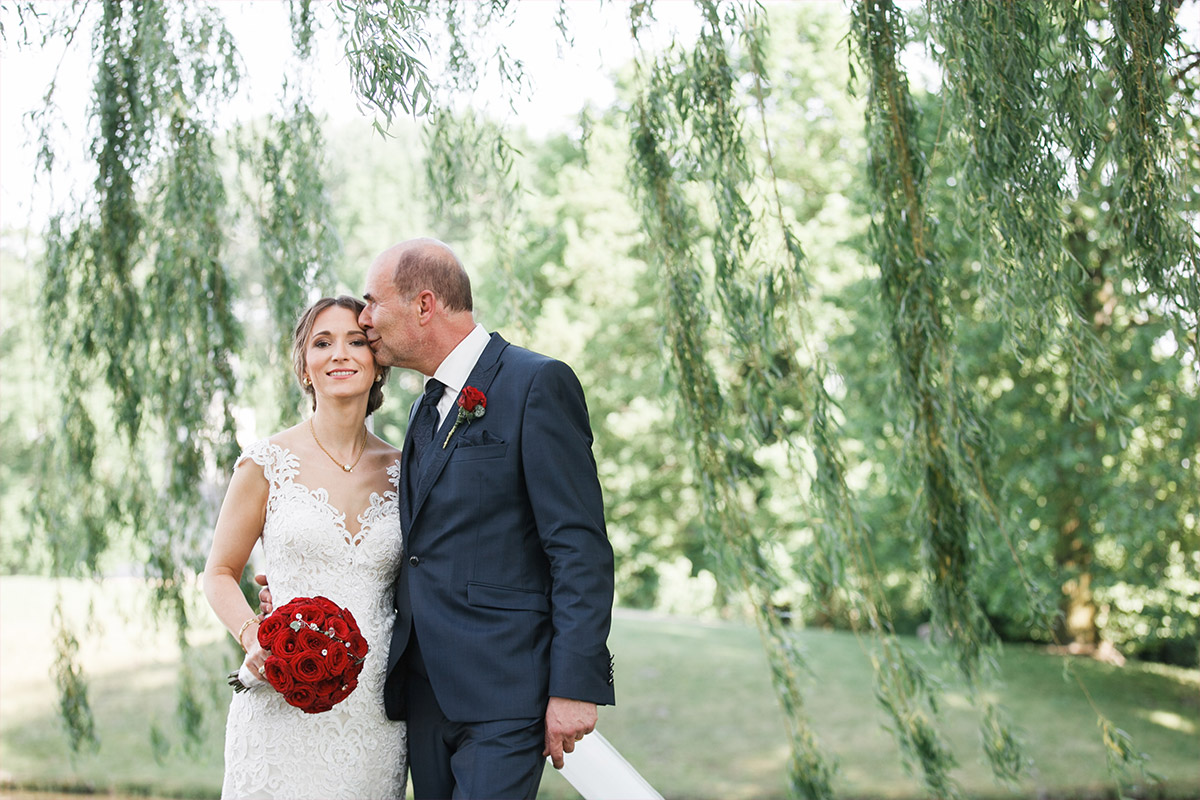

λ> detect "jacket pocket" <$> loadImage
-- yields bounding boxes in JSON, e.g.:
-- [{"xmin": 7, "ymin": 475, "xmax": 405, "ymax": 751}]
[
  {"xmin": 467, "ymin": 582, "xmax": 550, "ymax": 612},
  {"xmin": 452, "ymin": 443, "xmax": 508, "ymax": 462}
]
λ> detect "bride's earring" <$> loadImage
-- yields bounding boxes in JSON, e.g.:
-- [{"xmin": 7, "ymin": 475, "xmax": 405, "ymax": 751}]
[
  {"xmin": 374, "ymin": 374, "xmax": 382, "ymax": 383},
  {"xmin": 303, "ymin": 376, "xmax": 312, "ymax": 387}
]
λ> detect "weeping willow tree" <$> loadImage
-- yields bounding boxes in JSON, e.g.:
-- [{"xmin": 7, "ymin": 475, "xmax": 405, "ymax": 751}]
[
  {"xmin": 32, "ymin": 1, "xmax": 244, "ymax": 751},
  {"xmin": 625, "ymin": 2, "xmax": 1013, "ymax": 795},
  {"xmin": 12, "ymin": 0, "xmax": 1197, "ymax": 794},
  {"xmin": 25, "ymin": 0, "xmax": 349, "ymax": 753},
  {"xmin": 623, "ymin": 0, "xmax": 1195, "ymax": 796}
]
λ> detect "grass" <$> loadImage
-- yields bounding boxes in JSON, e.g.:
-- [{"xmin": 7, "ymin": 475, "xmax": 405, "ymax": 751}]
[{"xmin": 2, "ymin": 576, "xmax": 1198, "ymax": 799}]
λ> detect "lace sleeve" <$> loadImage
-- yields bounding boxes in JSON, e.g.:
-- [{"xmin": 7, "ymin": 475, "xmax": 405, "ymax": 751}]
[
  {"xmin": 234, "ymin": 440, "xmax": 298, "ymax": 493},
  {"xmin": 387, "ymin": 460, "xmax": 402, "ymax": 492}
]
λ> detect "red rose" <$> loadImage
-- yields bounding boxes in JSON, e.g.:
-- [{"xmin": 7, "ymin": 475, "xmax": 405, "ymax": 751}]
[
  {"xmin": 293, "ymin": 653, "xmax": 330, "ymax": 682},
  {"xmin": 312, "ymin": 596, "xmax": 340, "ymax": 615},
  {"xmin": 295, "ymin": 601, "xmax": 327, "ymax": 628},
  {"xmin": 271, "ymin": 628, "xmax": 300, "ymax": 656},
  {"xmin": 257, "ymin": 615, "xmax": 284, "ymax": 649},
  {"xmin": 262, "ymin": 656, "xmax": 295, "ymax": 693},
  {"xmin": 297, "ymin": 627, "xmax": 327, "ymax": 653},
  {"xmin": 325, "ymin": 642, "xmax": 349, "ymax": 674},
  {"xmin": 285, "ymin": 685, "xmax": 315, "ymax": 709},
  {"xmin": 306, "ymin": 696, "xmax": 334, "ymax": 714},
  {"xmin": 326, "ymin": 615, "xmax": 351, "ymax": 640},
  {"xmin": 227, "ymin": 595, "xmax": 367, "ymax": 713},
  {"xmin": 347, "ymin": 632, "xmax": 368, "ymax": 659},
  {"xmin": 276, "ymin": 598, "xmax": 307, "ymax": 619},
  {"xmin": 458, "ymin": 386, "xmax": 486, "ymax": 413}
]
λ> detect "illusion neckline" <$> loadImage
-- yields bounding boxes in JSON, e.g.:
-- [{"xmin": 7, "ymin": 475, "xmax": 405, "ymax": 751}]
[{"xmin": 257, "ymin": 441, "xmax": 399, "ymax": 544}]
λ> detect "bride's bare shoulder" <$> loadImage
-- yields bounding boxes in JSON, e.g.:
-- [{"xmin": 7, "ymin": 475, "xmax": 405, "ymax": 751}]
[
  {"xmin": 368, "ymin": 432, "xmax": 401, "ymax": 458},
  {"xmin": 264, "ymin": 423, "xmax": 308, "ymax": 450}
]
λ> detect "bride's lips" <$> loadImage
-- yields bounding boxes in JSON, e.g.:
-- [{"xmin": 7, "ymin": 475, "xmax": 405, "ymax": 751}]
[{"xmin": 327, "ymin": 369, "xmax": 358, "ymax": 379}]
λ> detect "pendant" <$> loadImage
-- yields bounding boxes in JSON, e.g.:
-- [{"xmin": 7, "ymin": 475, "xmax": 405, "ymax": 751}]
[{"xmin": 343, "ymin": 464, "xmax": 352, "ymax": 472}]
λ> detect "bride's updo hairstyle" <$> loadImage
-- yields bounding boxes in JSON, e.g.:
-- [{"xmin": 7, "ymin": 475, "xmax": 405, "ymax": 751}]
[{"xmin": 292, "ymin": 296, "xmax": 389, "ymax": 417}]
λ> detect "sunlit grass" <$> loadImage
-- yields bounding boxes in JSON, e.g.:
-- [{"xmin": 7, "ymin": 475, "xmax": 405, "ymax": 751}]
[{"xmin": 3, "ymin": 577, "xmax": 1198, "ymax": 799}]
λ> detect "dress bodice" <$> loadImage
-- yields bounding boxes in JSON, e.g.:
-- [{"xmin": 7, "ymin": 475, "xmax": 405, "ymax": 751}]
[{"xmin": 242, "ymin": 440, "xmax": 404, "ymax": 641}]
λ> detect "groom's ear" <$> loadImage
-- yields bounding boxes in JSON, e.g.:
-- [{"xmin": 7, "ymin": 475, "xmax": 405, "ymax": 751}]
[{"xmin": 415, "ymin": 289, "xmax": 437, "ymax": 320}]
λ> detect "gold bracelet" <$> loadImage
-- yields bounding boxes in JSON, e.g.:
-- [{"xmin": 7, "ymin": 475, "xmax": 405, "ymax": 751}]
[{"xmin": 236, "ymin": 616, "xmax": 258, "ymax": 652}]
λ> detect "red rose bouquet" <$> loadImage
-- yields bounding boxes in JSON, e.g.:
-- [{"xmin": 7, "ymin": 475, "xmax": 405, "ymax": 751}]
[{"xmin": 229, "ymin": 595, "xmax": 368, "ymax": 714}]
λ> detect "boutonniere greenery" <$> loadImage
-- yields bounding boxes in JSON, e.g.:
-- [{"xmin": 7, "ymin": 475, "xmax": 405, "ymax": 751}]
[{"xmin": 443, "ymin": 386, "xmax": 487, "ymax": 448}]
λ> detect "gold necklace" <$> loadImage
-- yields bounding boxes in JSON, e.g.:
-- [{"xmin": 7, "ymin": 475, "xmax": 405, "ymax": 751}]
[{"xmin": 309, "ymin": 418, "xmax": 368, "ymax": 473}]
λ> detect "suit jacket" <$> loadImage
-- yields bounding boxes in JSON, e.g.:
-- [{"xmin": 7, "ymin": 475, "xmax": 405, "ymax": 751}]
[{"xmin": 384, "ymin": 332, "xmax": 615, "ymax": 722}]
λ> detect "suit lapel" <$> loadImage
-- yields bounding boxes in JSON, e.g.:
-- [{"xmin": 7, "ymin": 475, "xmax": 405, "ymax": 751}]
[
  {"xmin": 409, "ymin": 333, "xmax": 509, "ymax": 528},
  {"xmin": 399, "ymin": 397, "xmax": 422, "ymax": 530}
]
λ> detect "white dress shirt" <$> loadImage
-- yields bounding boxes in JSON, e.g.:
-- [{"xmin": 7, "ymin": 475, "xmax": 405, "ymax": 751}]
[{"xmin": 426, "ymin": 323, "xmax": 491, "ymax": 425}]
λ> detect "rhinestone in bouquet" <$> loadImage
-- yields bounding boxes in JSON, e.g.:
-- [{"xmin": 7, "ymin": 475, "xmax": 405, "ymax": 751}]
[{"xmin": 231, "ymin": 595, "xmax": 368, "ymax": 714}]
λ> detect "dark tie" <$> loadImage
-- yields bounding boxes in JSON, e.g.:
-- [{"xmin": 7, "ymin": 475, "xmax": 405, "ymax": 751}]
[{"xmin": 410, "ymin": 378, "xmax": 445, "ymax": 471}]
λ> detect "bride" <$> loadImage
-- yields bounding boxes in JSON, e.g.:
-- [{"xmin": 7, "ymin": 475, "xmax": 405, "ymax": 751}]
[{"xmin": 203, "ymin": 296, "xmax": 407, "ymax": 798}]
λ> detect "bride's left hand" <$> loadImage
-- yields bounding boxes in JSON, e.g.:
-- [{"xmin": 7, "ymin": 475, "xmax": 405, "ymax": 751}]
[{"xmin": 543, "ymin": 696, "xmax": 597, "ymax": 769}]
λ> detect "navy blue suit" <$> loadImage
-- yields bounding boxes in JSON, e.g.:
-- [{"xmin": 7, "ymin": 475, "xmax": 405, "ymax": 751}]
[{"xmin": 384, "ymin": 333, "xmax": 615, "ymax": 796}]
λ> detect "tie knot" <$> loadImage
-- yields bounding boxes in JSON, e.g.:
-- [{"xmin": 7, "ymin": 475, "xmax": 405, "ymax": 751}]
[{"xmin": 422, "ymin": 378, "xmax": 445, "ymax": 404}]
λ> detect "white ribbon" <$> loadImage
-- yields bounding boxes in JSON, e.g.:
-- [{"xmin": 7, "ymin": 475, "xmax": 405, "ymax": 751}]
[{"xmin": 236, "ymin": 654, "xmax": 267, "ymax": 690}]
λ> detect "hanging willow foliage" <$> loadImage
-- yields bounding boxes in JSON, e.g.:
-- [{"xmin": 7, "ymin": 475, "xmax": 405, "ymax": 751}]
[
  {"xmin": 627, "ymin": 2, "xmax": 1009, "ymax": 795},
  {"xmin": 916, "ymin": 0, "xmax": 1196, "ymax": 785},
  {"xmin": 34, "ymin": 0, "xmax": 243, "ymax": 750},
  {"xmin": 926, "ymin": 0, "xmax": 1119, "ymax": 417},
  {"xmin": 1107, "ymin": 0, "xmax": 1200, "ymax": 348},
  {"xmin": 415, "ymin": 0, "xmax": 544, "ymax": 329},
  {"xmin": 236, "ymin": 93, "xmax": 342, "ymax": 426},
  {"xmin": 627, "ymin": 3, "xmax": 846, "ymax": 794},
  {"xmin": 850, "ymin": 0, "xmax": 1027, "ymax": 786},
  {"xmin": 18, "ymin": 0, "xmax": 1195, "ymax": 785},
  {"xmin": 628, "ymin": 66, "xmax": 834, "ymax": 800},
  {"xmin": 333, "ymin": 0, "xmax": 433, "ymax": 131}
]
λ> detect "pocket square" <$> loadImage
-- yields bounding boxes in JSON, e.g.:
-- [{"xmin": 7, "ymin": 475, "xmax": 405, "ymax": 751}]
[{"xmin": 458, "ymin": 429, "xmax": 505, "ymax": 448}]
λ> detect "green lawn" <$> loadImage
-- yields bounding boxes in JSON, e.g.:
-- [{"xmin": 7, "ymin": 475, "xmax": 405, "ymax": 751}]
[{"xmin": 2, "ymin": 576, "xmax": 1197, "ymax": 799}]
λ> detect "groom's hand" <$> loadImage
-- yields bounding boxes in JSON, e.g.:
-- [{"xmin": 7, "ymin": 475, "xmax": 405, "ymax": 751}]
[
  {"xmin": 255, "ymin": 573, "xmax": 274, "ymax": 615},
  {"xmin": 543, "ymin": 696, "xmax": 597, "ymax": 769}
]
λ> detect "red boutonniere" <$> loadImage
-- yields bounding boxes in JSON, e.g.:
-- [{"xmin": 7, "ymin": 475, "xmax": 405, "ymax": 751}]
[{"xmin": 443, "ymin": 386, "xmax": 487, "ymax": 448}]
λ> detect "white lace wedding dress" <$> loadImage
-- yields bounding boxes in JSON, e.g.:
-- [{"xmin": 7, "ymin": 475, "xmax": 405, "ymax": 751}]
[{"xmin": 220, "ymin": 440, "xmax": 407, "ymax": 799}]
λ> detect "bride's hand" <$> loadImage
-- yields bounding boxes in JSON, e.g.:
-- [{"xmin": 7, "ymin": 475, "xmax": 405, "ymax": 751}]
[{"xmin": 244, "ymin": 640, "xmax": 270, "ymax": 680}]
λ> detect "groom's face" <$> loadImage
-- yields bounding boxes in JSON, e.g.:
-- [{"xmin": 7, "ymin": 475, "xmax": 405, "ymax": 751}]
[{"xmin": 360, "ymin": 261, "xmax": 414, "ymax": 369}]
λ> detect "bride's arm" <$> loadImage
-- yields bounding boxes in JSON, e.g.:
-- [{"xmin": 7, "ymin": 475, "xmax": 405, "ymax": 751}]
[{"xmin": 203, "ymin": 460, "xmax": 271, "ymax": 673}]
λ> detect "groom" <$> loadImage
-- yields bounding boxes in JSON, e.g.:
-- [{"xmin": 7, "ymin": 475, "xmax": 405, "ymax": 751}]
[{"xmin": 360, "ymin": 238, "xmax": 616, "ymax": 799}]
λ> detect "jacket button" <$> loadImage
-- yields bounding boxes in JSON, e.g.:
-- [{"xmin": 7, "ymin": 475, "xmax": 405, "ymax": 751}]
[{"xmin": 409, "ymin": 556, "xmax": 420, "ymax": 566}]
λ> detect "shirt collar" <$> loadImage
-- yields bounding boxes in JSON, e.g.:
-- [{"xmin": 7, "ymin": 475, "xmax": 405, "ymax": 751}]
[{"xmin": 427, "ymin": 323, "xmax": 490, "ymax": 398}]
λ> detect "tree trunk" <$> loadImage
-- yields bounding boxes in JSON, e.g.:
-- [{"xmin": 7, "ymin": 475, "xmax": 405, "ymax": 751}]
[{"xmin": 1053, "ymin": 509, "xmax": 1098, "ymax": 647}]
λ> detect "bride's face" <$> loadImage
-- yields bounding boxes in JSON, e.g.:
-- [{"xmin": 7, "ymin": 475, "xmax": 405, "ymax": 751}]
[{"xmin": 303, "ymin": 306, "xmax": 379, "ymax": 404}]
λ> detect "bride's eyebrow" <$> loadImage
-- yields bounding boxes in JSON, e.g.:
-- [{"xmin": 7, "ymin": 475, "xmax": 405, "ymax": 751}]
[{"xmin": 310, "ymin": 329, "xmax": 367, "ymax": 337}]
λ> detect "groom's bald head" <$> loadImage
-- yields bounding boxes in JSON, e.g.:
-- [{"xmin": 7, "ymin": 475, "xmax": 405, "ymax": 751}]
[{"xmin": 382, "ymin": 237, "xmax": 472, "ymax": 312}]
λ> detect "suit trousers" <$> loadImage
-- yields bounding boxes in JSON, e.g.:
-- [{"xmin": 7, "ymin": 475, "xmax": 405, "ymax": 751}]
[{"xmin": 404, "ymin": 628, "xmax": 546, "ymax": 800}]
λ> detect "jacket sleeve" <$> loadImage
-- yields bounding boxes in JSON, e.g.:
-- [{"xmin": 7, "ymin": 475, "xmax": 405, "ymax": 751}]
[{"xmin": 521, "ymin": 358, "xmax": 616, "ymax": 705}]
